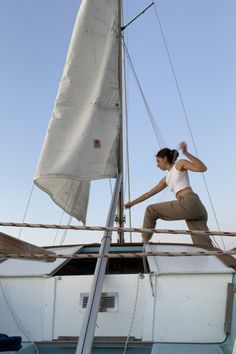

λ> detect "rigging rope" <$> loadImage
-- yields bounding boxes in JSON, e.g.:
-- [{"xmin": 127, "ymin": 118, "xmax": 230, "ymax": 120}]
[
  {"xmin": 0, "ymin": 280, "xmax": 39, "ymax": 354},
  {"xmin": 59, "ymin": 180, "xmax": 77, "ymax": 245},
  {"xmin": 59, "ymin": 181, "xmax": 87, "ymax": 245},
  {"xmin": 153, "ymin": 1, "xmax": 224, "ymax": 249},
  {"xmin": 123, "ymin": 40, "xmax": 165, "ymax": 149},
  {"xmin": 122, "ymin": 38, "xmax": 218, "ymax": 248},
  {"xmin": 53, "ymin": 180, "xmax": 75, "ymax": 245},
  {"xmin": 108, "ymin": 179, "xmax": 113, "ymax": 197},
  {"xmin": 151, "ymin": 273, "xmax": 157, "ymax": 340},
  {"xmin": 123, "ymin": 38, "xmax": 170, "ymax": 243},
  {"xmin": 1, "ymin": 221, "xmax": 236, "ymax": 236},
  {"xmin": 123, "ymin": 274, "xmax": 142, "ymax": 354},
  {"xmin": 18, "ymin": 184, "xmax": 35, "ymax": 240},
  {"xmin": 53, "ymin": 208, "xmax": 67, "ymax": 246},
  {"xmin": 1, "ymin": 249, "xmax": 236, "ymax": 260},
  {"xmin": 60, "ymin": 215, "xmax": 73, "ymax": 245}
]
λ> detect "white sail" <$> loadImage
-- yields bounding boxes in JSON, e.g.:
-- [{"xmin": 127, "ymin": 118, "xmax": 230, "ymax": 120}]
[{"xmin": 34, "ymin": 0, "xmax": 121, "ymax": 224}]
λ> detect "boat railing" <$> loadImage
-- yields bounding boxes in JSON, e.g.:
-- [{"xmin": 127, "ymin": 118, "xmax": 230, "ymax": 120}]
[{"xmin": 0, "ymin": 222, "xmax": 235, "ymax": 237}]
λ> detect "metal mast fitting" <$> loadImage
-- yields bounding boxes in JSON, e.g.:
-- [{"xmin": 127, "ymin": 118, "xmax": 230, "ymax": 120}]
[{"xmin": 121, "ymin": 2, "xmax": 154, "ymax": 31}]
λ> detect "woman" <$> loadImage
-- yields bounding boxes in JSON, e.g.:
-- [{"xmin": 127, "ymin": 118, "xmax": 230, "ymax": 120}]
[{"xmin": 125, "ymin": 142, "xmax": 213, "ymax": 247}]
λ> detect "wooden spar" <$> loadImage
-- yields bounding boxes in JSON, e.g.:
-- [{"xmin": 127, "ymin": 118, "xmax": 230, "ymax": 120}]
[{"xmin": 0, "ymin": 231, "xmax": 56, "ymax": 262}]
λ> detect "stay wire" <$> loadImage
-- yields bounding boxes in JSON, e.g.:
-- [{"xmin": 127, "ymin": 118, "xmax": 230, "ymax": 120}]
[
  {"xmin": 59, "ymin": 180, "xmax": 75, "ymax": 245},
  {"xmin": 123, "ymin": 274, "xmax": 142, "ymax": 354},
  {"xmin": 153, "ymin": 2, "xmax": 224, "ymax": 249},
  {"xmin": 123, "ymin": 41, "xmax": 204, "ymax": 245},
  {"xmin": 53, "ymin": 209, "xmax": 65, "ymax": 246},
  {"xmin": 123, "ymin": 40, "xmax": 165, "ymax": 150},
  {"xmin": 60, "ymin": 182, "xmax": 86, "ymax": 245},
  {"xmin": 108, "ymin": 179, "xmax": 113, "ymax": 197},
  {"xmin": 123, "ymin": 37, "xmax": 166, "ymax": 241},
  {"xmin": 18, "ymin": 184, "xmax": 35, "ymax": 239},
  {"xmin": 0, "ymin": 279, "xmax": 39, "ymax": 354},
  {"xmin": 60, "ymin": 214, "xmax": 73, "ymax": 245},
  {"xmin": 55, "ymin": 180, "xmax": 74, "ymax": 245}
]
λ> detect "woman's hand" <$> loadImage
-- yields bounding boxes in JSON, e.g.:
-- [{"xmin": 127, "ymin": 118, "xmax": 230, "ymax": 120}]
[
  {"xmin": 125, "ymin": 178, "xmax": 167, "ymax": 208},
  {"xmin": 179, "ymin": 141, "xmax": 187, "ymax": 154},
  {"xmin": 177, "ymin": 141, "xmax": 207, "ymax": 172},
  {"xmin": 125, "ymin": 202, "xmax": 133, "ymax": 209}
]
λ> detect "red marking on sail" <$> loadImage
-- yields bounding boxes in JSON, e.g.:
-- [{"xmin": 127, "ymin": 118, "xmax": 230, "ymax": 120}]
[{"xmin": 94, "ymin": 139, "xmax": 101, "ymax": 148}]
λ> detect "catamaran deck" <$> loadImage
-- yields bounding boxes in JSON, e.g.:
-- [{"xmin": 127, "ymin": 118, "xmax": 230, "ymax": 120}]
[{"xmin": 1, "ymin": 243, "xmax": 236, "ymax": 353}]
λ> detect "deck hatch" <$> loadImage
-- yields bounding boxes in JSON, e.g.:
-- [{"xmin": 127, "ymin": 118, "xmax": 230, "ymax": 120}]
[{"xmin": 80, "ymin": 292, "xmax": 118, "ymax": 312}]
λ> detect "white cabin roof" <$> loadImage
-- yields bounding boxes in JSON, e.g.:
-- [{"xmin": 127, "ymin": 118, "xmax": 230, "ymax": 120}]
[
  {"xmin": 0, "ymin": 245, "xmax": 82, "ymax": 277},
  {"xmin": 146, "ymin": 244, "xmax": 234, "ymax": 274},
  {"xmin": 0, "ymin": 244, "xmax": 234, "ymax": 277}
]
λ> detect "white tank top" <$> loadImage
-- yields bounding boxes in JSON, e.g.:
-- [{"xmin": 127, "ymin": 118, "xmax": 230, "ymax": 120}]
[{"xmin": 166, "ymin": 164, "xmax": 191, "ymax": 195}]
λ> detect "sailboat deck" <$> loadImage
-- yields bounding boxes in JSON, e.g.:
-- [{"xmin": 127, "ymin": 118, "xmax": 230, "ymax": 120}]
[
  {"xmin": 0, "ymin": 243, "xmax": 234, "ymax": 277},
  {"xmin": 1, "ymin": 243, "xmax": 235, "ymax": 352}
]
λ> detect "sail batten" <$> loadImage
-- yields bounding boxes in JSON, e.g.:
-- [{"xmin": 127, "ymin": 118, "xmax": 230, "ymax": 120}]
[{"xmin": 34, "ymin": 0, "xmax": 120, "ymax": 224}]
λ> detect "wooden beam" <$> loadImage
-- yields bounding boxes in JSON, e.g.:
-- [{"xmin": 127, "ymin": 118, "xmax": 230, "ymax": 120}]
[{"xmin": 0, "ymin": 231, "xmax": 56, "ymax": 262}]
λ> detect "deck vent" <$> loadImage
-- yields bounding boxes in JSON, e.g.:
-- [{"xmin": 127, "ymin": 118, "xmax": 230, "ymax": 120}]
[{"xmin": 80, "ymin": 292, "xmax": 118, "ymax": 312}]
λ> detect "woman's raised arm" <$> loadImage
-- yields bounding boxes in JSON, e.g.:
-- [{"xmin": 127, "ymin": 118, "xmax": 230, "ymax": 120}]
[{"xmin": 176, "ymin": 141, "xmax": 207, "ymax": 172}]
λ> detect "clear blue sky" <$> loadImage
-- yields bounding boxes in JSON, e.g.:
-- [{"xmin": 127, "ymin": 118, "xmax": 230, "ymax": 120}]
[{"xmin": 0, "ymin": 0, "xmax": 235, "ymax": 249}]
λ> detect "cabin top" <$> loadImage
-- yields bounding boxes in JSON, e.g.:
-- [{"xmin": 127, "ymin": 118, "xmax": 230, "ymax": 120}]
[
  {"xmin": 0, "ymin": 243, "xmax": 234, "ymax": 277},
  {"xmin": 146, "ymin": 244, "xmax": 235, "ymax": 274}
]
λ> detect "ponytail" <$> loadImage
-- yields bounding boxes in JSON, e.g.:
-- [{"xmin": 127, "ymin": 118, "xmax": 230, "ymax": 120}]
[{"xmin": 156, "ymin": 148, "xmax": 179, "ymax": 163}]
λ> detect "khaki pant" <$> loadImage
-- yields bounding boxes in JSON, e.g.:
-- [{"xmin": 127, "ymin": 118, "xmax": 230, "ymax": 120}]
[{"xmin": 142, "ymin": 191, "xmax": 213, "ymax": 247}]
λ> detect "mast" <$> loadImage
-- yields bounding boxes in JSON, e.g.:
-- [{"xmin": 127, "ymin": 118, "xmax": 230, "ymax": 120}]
[
  {"xmin": 75, "ymin": 175, "xmax": 122, "ymax": 354},
  {"xmin": 76, "ymin": 1, "xmax": 124, "ymax": 352},
  {"xmin": 117, "ymin": 0, "xmax": 125, "ymax": 244},
  {"xmin": 116, "ymin": 2, "xmax": 154, "ymax": 244}
]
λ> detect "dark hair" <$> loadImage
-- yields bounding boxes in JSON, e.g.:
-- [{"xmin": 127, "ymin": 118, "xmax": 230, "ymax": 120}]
[{"xmin": 156, "ymin": 148, "xmax": 179, "ymax": 164}]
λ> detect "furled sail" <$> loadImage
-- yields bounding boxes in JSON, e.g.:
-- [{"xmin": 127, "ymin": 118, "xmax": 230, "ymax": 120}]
[{"xmin": 34, "ymin": 0, "xmax": 121, "ymax": 224}]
